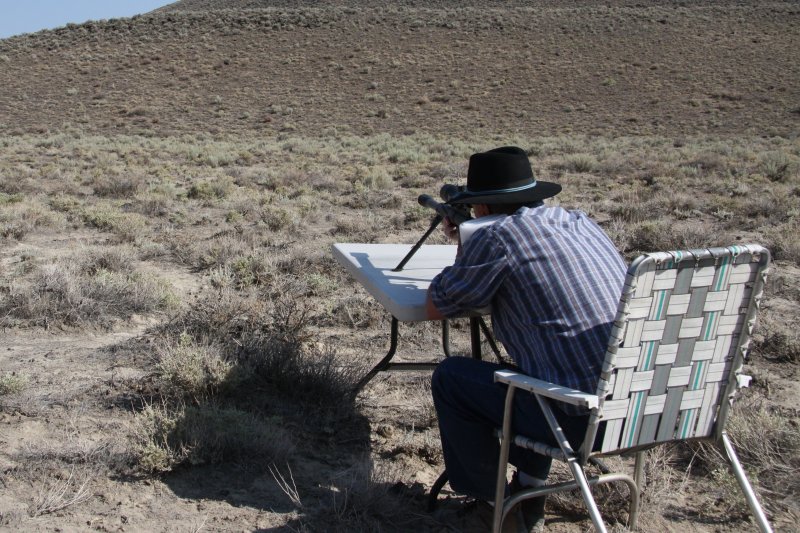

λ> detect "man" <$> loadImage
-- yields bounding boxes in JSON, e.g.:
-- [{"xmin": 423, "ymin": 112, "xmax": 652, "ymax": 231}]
[{"xmin": 427, "ymin": 146, "xmax": 626, "ymax": 531}]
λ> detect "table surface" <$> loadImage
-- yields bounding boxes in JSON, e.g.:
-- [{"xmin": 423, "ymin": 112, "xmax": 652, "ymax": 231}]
[{"xmin": 332, "ymin": 243, "xmax": 457, "ymax": 322}]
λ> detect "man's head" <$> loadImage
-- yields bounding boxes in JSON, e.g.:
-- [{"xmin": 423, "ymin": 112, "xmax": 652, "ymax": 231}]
[{"xmin": 449, "ymin": 147, "xmax": 561, "ymax": 216}]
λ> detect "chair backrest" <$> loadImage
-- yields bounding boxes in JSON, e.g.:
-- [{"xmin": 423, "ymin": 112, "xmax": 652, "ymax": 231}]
[{"xmin": 589, "ymin": 245, "xmax": 770, "ymax": 455}]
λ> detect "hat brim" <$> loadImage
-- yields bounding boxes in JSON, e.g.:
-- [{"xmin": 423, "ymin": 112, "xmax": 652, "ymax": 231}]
[{"xmin": 448, "ymin": 180, "xmax": 561, "ymax": 205}]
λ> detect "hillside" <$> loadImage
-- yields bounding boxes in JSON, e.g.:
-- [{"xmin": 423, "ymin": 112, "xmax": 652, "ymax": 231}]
[{"xmin": 0, "ymin": 2, "xmax": 797, "ymax": 137}]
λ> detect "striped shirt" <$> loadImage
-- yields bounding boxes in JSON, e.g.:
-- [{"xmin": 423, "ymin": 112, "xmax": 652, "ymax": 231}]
[{"xmin": 430, "ymin": 205, "xmax": 626, "ymax": 414}]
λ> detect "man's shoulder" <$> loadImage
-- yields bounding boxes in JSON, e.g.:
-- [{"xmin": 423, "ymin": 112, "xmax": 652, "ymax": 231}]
[{"xmin": 510, "ymin": 205, "xmax": 590, "ymax": 227}]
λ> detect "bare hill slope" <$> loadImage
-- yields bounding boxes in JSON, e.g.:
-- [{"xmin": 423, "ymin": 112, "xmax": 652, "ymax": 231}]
[{"xmin": 0, "ymin": 1, "xmax": 797, "ymax": 137}]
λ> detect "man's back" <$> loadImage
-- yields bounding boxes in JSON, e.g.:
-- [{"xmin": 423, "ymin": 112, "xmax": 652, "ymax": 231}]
[{"xmin": 430, "ymin": 205, "xmax": 626, "ymax": 397}]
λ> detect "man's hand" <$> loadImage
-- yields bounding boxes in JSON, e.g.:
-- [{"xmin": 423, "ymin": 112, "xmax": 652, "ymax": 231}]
[
  {"xmin": 426, "ymin": 290, "xmax": 446, "ymax": 320},
  {"xmin": 442, "ymin": 217, "xmax": 459, "ymax": 241}
]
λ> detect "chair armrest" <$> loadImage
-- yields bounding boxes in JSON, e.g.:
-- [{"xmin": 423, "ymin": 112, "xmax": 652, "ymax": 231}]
[{"xmin": 494, "ymin": 370, "xmax": 600, "ymax": 410}]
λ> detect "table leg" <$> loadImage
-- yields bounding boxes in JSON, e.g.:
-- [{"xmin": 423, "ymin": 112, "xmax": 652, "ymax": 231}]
[
  {"xmin": 478, "ymin": 317, "xmax": 503, "ymax": 363},
  {"xmin": 441, "ymin": 320, "xmax": 451, "ymax": 358},
  {"xmin": 470, "ymin": 317, "xmax": 482, "ymax": 360},
  {"xmin": 353, "ymin": 316, "xmax": 496, "ymax": 395},
  {"xmin": 352, "ymin": 316, "xmax": 399, "ymax": 395}
]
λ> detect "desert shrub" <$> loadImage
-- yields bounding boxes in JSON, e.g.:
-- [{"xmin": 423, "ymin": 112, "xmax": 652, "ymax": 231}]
[
  {"xmin": 323, "ymin": 295, "xmax": 384, "ymax": 329},
  {"xmin": 685, "ymin": 151, "xmax": 728, "ymax": 175},
  {"xmin": 759, "ymin": 152, "xmax": 798, "ymax": 183},
  {"xmin": 0, "ymin": 260, "xmax": 176, "ymax": 328},
  {"xmin": 0, "ymin": 373, "xmax": 27, "ymax": 396},
  {"xmin": 228, "ymin": 253, "xmax": 276, "ymax": 288},
  {"xmin": 77, "ymin": 246, "xmax": 136, "ymax": 275},
  {"xmin": 81, "ymin": 205, "xmax": 147, "ymax": 241},
  {"xmin": 0, "ymin": 201, "xmax": 63, "ymax": 240},
  {"xmin": 48, "ymin": 196, "xmax": 81, "ymax": 213},
  {"xmin": 132, "ymin": 191, "xmax": 172, "ymax": 217},
  {"xmin": 155, "ymin": 333, "xmax": 237, "ymax": 403},
  {"xmin": 188, "ymin": 232, "xmax": 259, "ymax": 271},
  {"xmin": 158, "ymin": 289, "xmax": 363, "ymax": 410},
  {"xmin": 755, "ymin": 319, "xmax": 800, "ymax": 363},
  {"xmin": 352, "ymin": 165, "xmax": 392, "ymax": 190},
  {"xmin": 25, "ymin": 464, "xmax": 94, "ymax": 518},
  {"xmin": 605, "ymin": 189, "xmax": 648, "ymax": 222},
  {"xmin": 691, "ymin": 401, "xmax": 800, "ymax": 515},
  {"xmin": 551, "ymin": 153, "xmax": 597, "ymax": 174},
  {"xmin": 762, "ymin": 222, "xmax": 800, "ymax": 264},
  {"xmin": 0, "ymin": 192, "xmax": 23, "ymax": 205},
  {"xmin": 261, "ymin": 206, "xmax": 297, "ymax": 232},
  {"xmin": 187, "ymin": 178, "xmax": 232, "ymax": 200},
  {"xmin": 92, "ymin": 175, "xmax": 143, "ymax": 198},
  {"xmin": 626, "ymin": 219, "xmax": 714, "ymax": 255},
  {"xmin": 132, "ymin": 402, "xmax": 293, "ymax": 473},
  {"xmin": 331, "ymin": 213, "xmax": 380, "ymax": 242}
]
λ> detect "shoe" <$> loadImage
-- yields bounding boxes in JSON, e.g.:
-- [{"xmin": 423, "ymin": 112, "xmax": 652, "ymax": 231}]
[{"xmin": 510, "ymin": 473, "xmax": 547, "ymax": 533}]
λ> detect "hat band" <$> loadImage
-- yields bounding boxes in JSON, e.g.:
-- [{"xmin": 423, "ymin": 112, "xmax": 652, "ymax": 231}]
[{"xmin": 465, "ymin": 180, "xmax": 537, "ymax": 196}]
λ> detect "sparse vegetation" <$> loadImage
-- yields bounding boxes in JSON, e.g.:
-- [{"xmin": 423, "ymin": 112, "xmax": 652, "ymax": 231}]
[
  {"xmin": 0, "ymin": 373, "xmax": 27, "ymax": 396},
  {"xmin": 132, "ymin": 402, "xmax": 294, "ymax": 473},
  {"xmin": 0, "ymin": 248, "xmax": 176, "ymax": 328},
  {"xmin": 691, "ymin": 401, "xmax": 800, "ymax": 516}
]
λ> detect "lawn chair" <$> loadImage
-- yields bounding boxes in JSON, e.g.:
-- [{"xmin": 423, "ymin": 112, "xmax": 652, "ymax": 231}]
[{"xmin": 490, "ymin": 244, "xmax": 773, "ymax": 533}]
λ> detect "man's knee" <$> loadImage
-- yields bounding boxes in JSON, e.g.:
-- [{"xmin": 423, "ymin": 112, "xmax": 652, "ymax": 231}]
[
  {"xmin": 432, "ymin": 356, "xmax": 500, "ymax": 405},
  {"xmin": 431, "ymin": 356, "xmax": 473, "ymax": 404},
  {"xmin": 431, "ymin": 356, "xmax": 457, "ymax": 400}
]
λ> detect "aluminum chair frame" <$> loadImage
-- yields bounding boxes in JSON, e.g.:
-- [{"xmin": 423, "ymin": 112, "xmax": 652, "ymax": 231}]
[{"xmin": 491, "ymin": 245, "xmax": 773, "ymax": 533}]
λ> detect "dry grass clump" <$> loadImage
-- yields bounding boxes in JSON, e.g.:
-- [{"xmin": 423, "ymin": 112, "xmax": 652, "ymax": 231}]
[
  {"xmin": 91, "ymin": 174, "xmax": 145, "ymax": 198},
  {"xmin": 185, "ymin": 231, "xmax": 263, "ymax": 272},
  {"xmin": 131, "ymin": 287, "xmax": 362, "ymax": 475},
  {"xmin": 5, "ymin": 463, "xmax": 96, "ymax": 518},
  {"xmin": 0, "ymin": 373, "xmax": 27, "ymax": 396},
  {"xmin": 690, "ymin": 401, "xmax": 800, "ymax": 516},
  {"xmin": 0, "ymin": 248, "xmax": 176, "ymax": 328},
  {"xmin": 305, "ymin": 460, "xmax": 430, "ymax": 532},
  {"xmin": 550, "ymin": 153, "xmax": 598, "ymax": 174},
  {"xmin": 187, "ymin": 178, "xmax": 233, "ymax": 201},
  {"xmin": 0, "ymin": 199, "xmax": 64, "ymax": 240},
  {"xmin": 762, "ymin": 220, "xmax": 800, "ymax": 264},
  {"xmin": 754, "ymin": 311, "xmax": 800, "ymax": 364},
  {"xmin": 155, "ymin": 333, "xmax": 236, "ymax": 403},
  {"xmin": 544, "ymin": 458, "xmax": 634, "ymax": 528},
  {"xmin": 80, "ymin": 204, "xmax": 149, "ymax": 242},
  {"xmin": 758, "ymin": 152, "xmax": 799, "ymax": 183},
  {"xmin": 624, "ymin": 219, "xmax": 715, "ymax": 256},
  {"xmin": 131, "ymin": 402, "xmax": 294, "ymax": 473},
  {"xmin": 155, "ymin": 288, "xmax": 363, "ymax": 409}
]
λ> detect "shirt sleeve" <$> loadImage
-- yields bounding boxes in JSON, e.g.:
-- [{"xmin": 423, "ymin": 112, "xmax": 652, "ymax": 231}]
[{"xmin": 429, "ymin": 226, "xmax": 509, "ymax": 317}]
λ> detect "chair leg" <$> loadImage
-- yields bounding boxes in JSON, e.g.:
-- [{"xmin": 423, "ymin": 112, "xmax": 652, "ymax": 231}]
[
  {"xmin": 427, "ymin": 470, "xmax": 449, "ymax": 512},
  {"xmin": 566, "ymin": 457, "xmax": 608, "ymax": 533},
  {"xmin": 628, "ymin": 451, "xmax": 645, "ymax": 530},
  {"xmin": 492, "ymin": 386, "xmax": 517, "ymax": 533},
  {"xmin": 720, "ymin": 432, "xmax": 773, "ymax": 533}
]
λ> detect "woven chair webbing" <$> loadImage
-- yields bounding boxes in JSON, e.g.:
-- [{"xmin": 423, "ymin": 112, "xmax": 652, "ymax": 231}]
[{"xmin": 596, "ymin": 245, "xmax": 769, "ymax": 453}]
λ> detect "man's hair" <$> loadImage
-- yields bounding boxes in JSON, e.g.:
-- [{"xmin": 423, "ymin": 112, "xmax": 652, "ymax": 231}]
[{"xmin": 486, "ymin": 200, "xmax": 544, "ymax": 216}]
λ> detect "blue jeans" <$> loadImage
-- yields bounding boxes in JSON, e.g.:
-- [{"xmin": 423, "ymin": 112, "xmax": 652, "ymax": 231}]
[{"xmin": 431, "ymin": 356, "xmax": 593, "ymax": 502}]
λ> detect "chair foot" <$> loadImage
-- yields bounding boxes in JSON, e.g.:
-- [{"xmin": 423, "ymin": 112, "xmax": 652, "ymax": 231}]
[{"xmin": 427, "ymin": 470, "xmax": 449, "ymax": 512}]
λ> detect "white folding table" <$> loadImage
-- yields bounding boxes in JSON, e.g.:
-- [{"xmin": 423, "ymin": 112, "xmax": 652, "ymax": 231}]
[{"xmin": 332, "ymin": 242, "xmax": 498, "ymax": 392}]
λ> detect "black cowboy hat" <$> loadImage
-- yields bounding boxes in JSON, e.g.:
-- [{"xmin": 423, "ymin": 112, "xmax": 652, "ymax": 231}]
[{"xmin": 448, "ymin": 146, "xmax": 561, "ymax": 205}]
